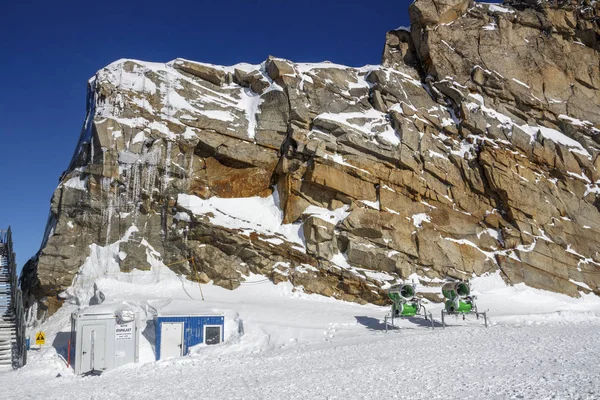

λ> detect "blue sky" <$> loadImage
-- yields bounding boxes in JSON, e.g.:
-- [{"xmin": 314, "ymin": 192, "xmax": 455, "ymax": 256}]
[{"xmin": 0, "ymin": 0, "xmax": 413, "ymax": 269}]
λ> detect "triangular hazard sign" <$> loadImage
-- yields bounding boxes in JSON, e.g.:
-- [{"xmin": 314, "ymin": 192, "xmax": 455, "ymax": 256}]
[{"xmin": 36, "ymin": 332, "xmax": 44, "ymax": 341}]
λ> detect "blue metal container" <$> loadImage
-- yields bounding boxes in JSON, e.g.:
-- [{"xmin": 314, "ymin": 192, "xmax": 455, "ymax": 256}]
[{"xmin": 155, "ymin": 315, "xmax": 224, "ymax": 360}]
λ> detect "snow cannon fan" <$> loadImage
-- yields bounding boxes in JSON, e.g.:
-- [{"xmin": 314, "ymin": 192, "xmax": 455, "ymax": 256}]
[
  {"xmin": 388, "ymin": 283, "xmax": 415, "ymax": 304},
  {"xmin": 441, "ymin": 281, "xmax": 470, "ymax": 300},
  {"xmin": 383, "ymin": 283, "xmax": 433, "ymax": 332},
  {"xmin": 440, "ymin": 281, "xmax": 488, "ymax": 328}
]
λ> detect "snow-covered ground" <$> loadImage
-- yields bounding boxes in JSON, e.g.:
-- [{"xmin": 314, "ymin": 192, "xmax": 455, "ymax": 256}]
[{"xmin": 2, "ymin": 267, "xmax": 600, "ymax": 399}]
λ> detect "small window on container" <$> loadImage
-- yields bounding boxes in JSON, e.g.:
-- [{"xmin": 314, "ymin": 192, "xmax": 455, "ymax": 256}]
[{"xmin": 204, "ymin": 326, "xmax": 221, "ymax": 345}]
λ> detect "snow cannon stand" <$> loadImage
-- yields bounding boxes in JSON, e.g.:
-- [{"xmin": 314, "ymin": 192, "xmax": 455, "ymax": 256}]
[
  {"xmin": 384, "ymin": 283, "xmax": 434, "ymax": 331},
  {"xmin": 440, "ymin": 281, "xmax": 487, "ymax": 328}
]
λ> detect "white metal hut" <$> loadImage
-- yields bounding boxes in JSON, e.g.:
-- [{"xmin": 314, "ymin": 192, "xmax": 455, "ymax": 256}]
[{"xmin": 71, "ymin": 303, "xmax": 140, "ymax": 375}]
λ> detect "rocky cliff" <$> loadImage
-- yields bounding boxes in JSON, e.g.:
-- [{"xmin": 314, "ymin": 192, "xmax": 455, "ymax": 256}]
[{"xmin": 21, "ymin": 0, "xmax": 600, "ymax": 319}]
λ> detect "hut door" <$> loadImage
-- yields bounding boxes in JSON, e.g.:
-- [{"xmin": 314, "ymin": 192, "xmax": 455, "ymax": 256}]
[
  {"xmin": 81, "ymin": 325, "xmax": 106, "ymax": 373},
  {"xmin": 160, "ymin": 322, "xmax": 184, "ymax": 358}
]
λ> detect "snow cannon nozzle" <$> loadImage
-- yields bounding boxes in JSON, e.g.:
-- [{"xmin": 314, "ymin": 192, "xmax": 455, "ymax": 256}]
[
  {"xmin": 388, "ymin": 283, "xmax": 415, "ymax": 302},
  {"xmin": 442, "ymin": 281, "xmax": 470, "ymax": 300}
]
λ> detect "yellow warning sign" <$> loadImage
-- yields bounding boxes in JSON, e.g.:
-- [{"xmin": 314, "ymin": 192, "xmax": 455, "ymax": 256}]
[{"xmin": 35, "ymin": 331, "xmax": 45, "ymax": 345}]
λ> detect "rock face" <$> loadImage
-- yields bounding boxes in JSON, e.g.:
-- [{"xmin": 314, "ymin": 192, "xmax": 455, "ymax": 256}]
[{"xmin": 21, "ymin": 0, "xmax": 600, "ymax": 319}]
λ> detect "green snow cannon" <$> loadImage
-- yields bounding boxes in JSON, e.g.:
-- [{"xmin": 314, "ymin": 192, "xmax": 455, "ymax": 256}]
[
  {"xmin": 388, "ymin": 284, "xmax": 419, "ymax": 317},
  {"xmin": 445, "ymin": 298, "xmax": 473, "ymax": 313},
  {"xmin": 388, "ymin": 284, "xmax": 415, "ymax": 303},
  {"xmin": 440, "ymin": 280, "xmax": 487, "ymax": 328},
  {"xmin": 441, "ymin": 281, "xmax": 470, "ymax": 300}
]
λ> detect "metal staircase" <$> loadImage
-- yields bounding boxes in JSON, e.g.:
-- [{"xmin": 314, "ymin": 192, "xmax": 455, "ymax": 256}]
[{"xmin": 0, "ymin": 228, "xmax": 26, "ymax": 371}]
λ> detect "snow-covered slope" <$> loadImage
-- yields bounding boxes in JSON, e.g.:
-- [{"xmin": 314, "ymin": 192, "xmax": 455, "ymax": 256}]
[{"xmin": 5, "ymin": 260, "xmax": 600, "ymax": 398}]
